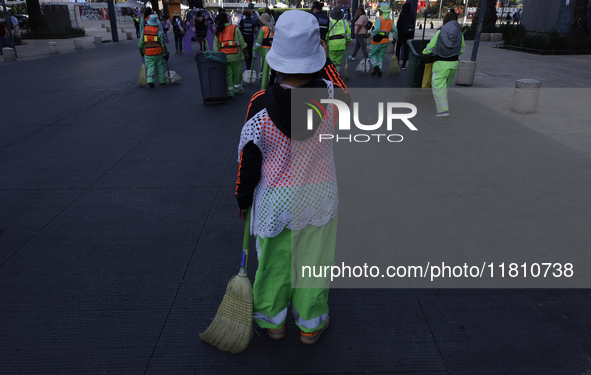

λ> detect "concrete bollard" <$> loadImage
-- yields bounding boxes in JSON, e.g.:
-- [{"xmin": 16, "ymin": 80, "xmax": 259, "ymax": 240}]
[
  {"xmin": 126, "ymin": 32, "xmax": 133, "ymax": 40},
  {"xmin": 2, "ymin": 47, "xmax": 16, "ymax": 62},
  {"xmin": 511, "ymin": 79, "xmax": 542, "ymax": 114},
  {"xmin": 101, "ymin": 22, "xmax": 106, "ymax": 28},
  {"xmin": 94, "ymin": 36, "xmax": 103, "ymax": 46},
  {"xmin": 106, "ymin": 26, "xmax": 111, "ymax": 32},
  {"xmin": 480, "ymin": 33, "xmax": 490, "ymax": 41},
  {"xmin": 74, "ymin": 39, "xmax": 83, "ymax": 49},
  {"xmin": 455, "ymin": 60, "xmax": 477, "ymax": 86},
  {"xmin": 490, "ymin": 33, "xmax": 503, "ymax": 42},
  {"xmin": 48, "ymin": 42, "xmax": 59, "ymax": 54}
]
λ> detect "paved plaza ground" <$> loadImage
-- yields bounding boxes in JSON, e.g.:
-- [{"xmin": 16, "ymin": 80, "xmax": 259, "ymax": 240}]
[{"xmin": 1, "ymin": 18, "xmax": 591, "ymax": 374}]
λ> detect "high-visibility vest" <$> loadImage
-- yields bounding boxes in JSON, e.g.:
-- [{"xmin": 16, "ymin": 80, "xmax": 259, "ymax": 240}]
[
  {"xmin": 373, "ymin": 16, "xmax": 392, "ymax": 45},
  {"xmin": 218, "ymin": 24, "xmax": 239, "ymax": 54},
  {"xmin": 329, "ymin": 19, "xmax": 346, "ymax": 38},
  {"xmin": 261, "ymin": 26, "xmax": 273, "ymax": 48},
  {"xmin": 143, "ymin": 25, "xmax": 162, "ymax": 55}
]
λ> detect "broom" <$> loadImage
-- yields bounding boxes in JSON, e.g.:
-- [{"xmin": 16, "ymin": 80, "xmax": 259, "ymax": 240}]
[
  {"xmin": 138, "ymin": 60, "xmax": 147, "ymax": 86},
  {"xmin": 388, "ymin": 54, "xmax": 400, "ymax": 75},
  {"xmin": 345, "ymin": 60, "xmax": 350, "ymax": 80},
  {"xmin": 200, "ymin": 210, "xmax": 253, "ymax": 354}
]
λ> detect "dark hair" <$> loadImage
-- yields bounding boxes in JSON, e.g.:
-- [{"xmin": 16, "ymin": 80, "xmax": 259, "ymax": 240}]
[
  {"xmin": 216, "ymin": 12, "xmax": 228, "ymax": 34},
  {"xmin": 144, "ymin": 7, "xmax": 152, "ymax": 17},
  {"xmin": 196, "ymin": 11, "xmax": 203, "ymax": 17},
  {"xmin": 443, "ymin": 12, "xmax": 456, "ymax": 24}
]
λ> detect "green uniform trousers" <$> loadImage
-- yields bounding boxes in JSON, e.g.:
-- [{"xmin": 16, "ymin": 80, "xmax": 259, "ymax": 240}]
[
  {"xmin": 431, "ymin": 60, "xmax": 459, "ymax": 114},
  {"xmin": 329, "ymin": 48, "xmax": 346, "ymax": 71},
  {"xmin": 145, "ymin": 55, "xmax": 167, "ymax": 84},
  {"xmin": 258, "ymin": 48, "xmax": 271, "ymax": 91},
  {"xmin": 226, "ymin": 60, "xmax": 243, "ymax": 97},
  {"xmin": 368, "ymin": 43, "xmax": 388, "ymax": 71},
  {"xmin": 253, "ymin": 216, "xmax": 337, "ymax": 333}
]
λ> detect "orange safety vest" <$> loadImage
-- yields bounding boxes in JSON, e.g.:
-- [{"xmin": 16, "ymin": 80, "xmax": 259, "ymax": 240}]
[
  {"xmin": 218, "ymin": 24, "xmax": 239, "ymax": 54},
  {"xmin": 374, "ymin": 16, "xmax": 392, "ymax": 45},
  {"xmin": 143, "ymin": 25, "xmax": 162, "ymax": 56},
  {"xmin": 261, "ymin": 26, "xmax": 273, "ymax": 49}
]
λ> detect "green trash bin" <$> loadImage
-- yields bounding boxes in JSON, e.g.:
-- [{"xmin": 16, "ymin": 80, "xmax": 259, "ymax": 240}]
[{"xmin": 405, "ymin": 39, "xmax": 431, "ymax": 88}]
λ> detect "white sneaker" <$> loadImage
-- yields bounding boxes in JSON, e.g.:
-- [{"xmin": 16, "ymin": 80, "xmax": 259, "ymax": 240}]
[
  {"xmin": 436, "ymin": 111, "xmax": 450, "ymax": 117},
  {"xmin": 348, "ymin": 55, "xmax": 355, "ymax": 61}
]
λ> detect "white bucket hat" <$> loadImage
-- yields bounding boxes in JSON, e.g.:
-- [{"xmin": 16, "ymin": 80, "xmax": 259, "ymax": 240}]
[{"xmin": 265, "ymin": 10, "xmax": 326, "ymax": 75}]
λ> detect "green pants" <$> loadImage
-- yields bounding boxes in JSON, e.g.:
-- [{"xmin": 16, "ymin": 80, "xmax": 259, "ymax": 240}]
[
  {"xmin": 226, "ymin": 60, "xmax": 243, "ymax": 97},
  {"xmin": 368, "ymin": 43, "xmax": 388, "ymax": 71},
  {"xmin": 259, "ymin": 48, "xmax": 271, "ymax": 91},
  {"xmin": 145, "ymin": 54, "xmax": 166, "ymax": 84},
  {"xmin": 431, "ymin": 60, "xmax": 459, "ymax": 113},
  {"xmin": 329, "ymin": 48, "xmax": 346, "ymax": 71},
  {"xmin": 253, "ymin": 216, "xmax": 337, "ymax": 333}
]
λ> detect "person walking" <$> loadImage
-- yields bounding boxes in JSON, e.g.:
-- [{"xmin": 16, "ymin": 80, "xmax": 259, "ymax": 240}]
[
  {"xmin": 0, "ymin": 21, "xmax": 12, "ymax": 53},
  {"xmin": 253, "ymin": 13, "xmax": 274, "ymax": 83},
  {"xmin": 239, "ymin": 9, "xmax": 257, "ymax": 70},
  {"xmin": 348, "ymin": 8, "xmax": 368, "ymax": 61},
  {"xmin": 513, "ymin": 10, "xmax": 521, "ymax": 25},
  {"xmin": 132, "ymin": 11, "xmax": 140, "ymax": 38},
  {"xmin": 172, "ymin": 11, "xmax": 184, "ymax": 54},
  {"xmin": 236, "ymin": 9, "xmax": 349, "ymax": 345},
  {"xmin": 214, "ymin": 12, "xmax": 246, "ymax": 97},
  {"xmin": 311, "ymin": 1, "xmax": 329, "ymax": 41},
  {"xmin": 422, "ymin": 12, "xmax": 465, "ymax": 117},
  {"xmin": 194, "ymin": 11, "xmax": 208, "ymax": 50},
  {"xmin": 368, "ymin": 3, "xmax": 397, "ymax": 76},
  {"xmin": 138, "ymin": 14, "xmax": 169, "ymax": 88},
  {"xmin": 395, "ymin": 2, "xmax": 414, "ymax": 69},
  {"xmin": 327, "ymin": 6, "xmax": 351, "ymax": 71}
]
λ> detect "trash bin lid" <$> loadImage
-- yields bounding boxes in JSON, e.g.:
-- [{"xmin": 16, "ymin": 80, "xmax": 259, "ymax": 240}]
[{"xmin": 202, "ymin": 51, "xmax": 227, "ymax": 64}]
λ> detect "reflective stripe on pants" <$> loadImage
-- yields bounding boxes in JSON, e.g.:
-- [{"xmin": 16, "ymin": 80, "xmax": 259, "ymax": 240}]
[
  {"xmin": 431, "ymin": 60, "xmax": 459, "ymax": 113},
  {"xmin": 252, "ymin": 216, "xmax": 337, "ymax": 333}
]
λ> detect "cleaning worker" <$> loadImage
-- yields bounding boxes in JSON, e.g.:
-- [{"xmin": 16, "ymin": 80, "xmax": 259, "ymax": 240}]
[
  {"xmin": 214, "ymin": 12, "xmax": 247, "ymax": 97},
  {"xmin": 368, "ymin": 3, "xmax": 397, "ymax": 77},
  {"xmin": 327, "ymin": 6, "xmax": 351, "ymax": 72},
  {"xmin": 422, "ymin": 12, "xmax": 465, "ymax": 117},
  {"xmin": 236, "ymin": 10, "xmax": 350, "ymax": 345},
  {"xmin": 139, "ymin": 14, "xmax": 170, "ymax": 88},
  {"xmin": 253, "ymin": 13, "xmax": 274, "ymax": 86}
]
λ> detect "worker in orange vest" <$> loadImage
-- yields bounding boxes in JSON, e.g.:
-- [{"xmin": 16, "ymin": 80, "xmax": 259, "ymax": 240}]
[
  {"xmin": 214, "ymin": 12, "xmax": 247, "ymax": 97},
  {"xmin": 368, "ymin": 4, "xmax": 397, "ymax": 76},
  {"xmin": 139, "ymin": 15, "xmax": 169, "ymax": 88}
]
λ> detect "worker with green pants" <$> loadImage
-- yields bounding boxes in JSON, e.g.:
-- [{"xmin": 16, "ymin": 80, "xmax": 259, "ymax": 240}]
[
  {"xmin": 253, "ymin": 13, "xmax": 274, "ymax": 90},
  {"xmin": 138, "ymin": 14, "xmax": 169, "ymax": 88},
  {"xmin": 422, "ymin": 12, "xmax": 465, "ymax": 117},
  {"xmin": 327, "ymin": 6, "xmax": 351, "ymax": 71}
]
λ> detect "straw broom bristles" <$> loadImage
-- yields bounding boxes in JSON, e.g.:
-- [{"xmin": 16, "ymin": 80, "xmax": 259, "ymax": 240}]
[
  {"xmin": 388, "ymin": 55, "xmax": 400, "ymax": 75},
  {"xmin": 199, "ymin": 274, "xmax": 253, "ymax": 353},
  {"xmin": 345, "ymin": 60, "xmax": 350, "ymax": 80},
  {"xmin": 200, "ymin": 210, "xmax": 253, "ymax": 354}
]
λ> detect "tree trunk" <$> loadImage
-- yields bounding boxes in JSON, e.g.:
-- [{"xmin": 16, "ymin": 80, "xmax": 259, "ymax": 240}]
[
  {"xmin": 149, "ymin": 0, "xmax": 160, "ymax": 14},
  {"xmin": 471, "ymin": 0, "xmax": 497, "ymax": 31},
  {"xmin": 26, "ymin": 0, "xmax": 48, "ymax": 34}
]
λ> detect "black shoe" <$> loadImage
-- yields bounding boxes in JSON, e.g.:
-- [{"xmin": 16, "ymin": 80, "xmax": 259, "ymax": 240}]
[
  {"xmin": 378, "ymin": 69, "xmax": 382, "ymax": 76},
  {"xmin": 371, "ymin": 66, "xmax": 379, "ymax": 76},
  {"xmin": 148, "ymin": 82, "xmax": 154, "ymax": 88}
]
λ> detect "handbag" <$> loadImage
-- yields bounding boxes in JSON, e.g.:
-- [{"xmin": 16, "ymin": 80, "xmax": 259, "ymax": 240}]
[
  {"xmin": 355, "ymin": 58, "xmax": 372, "ymax": 73},
  {"xmin": 422, "ymin": 63, "xmax": 433, "ymax": 88},
  {"xmin": 372, "ymin": 33, "xmax": 385, "ymax": 43}
]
